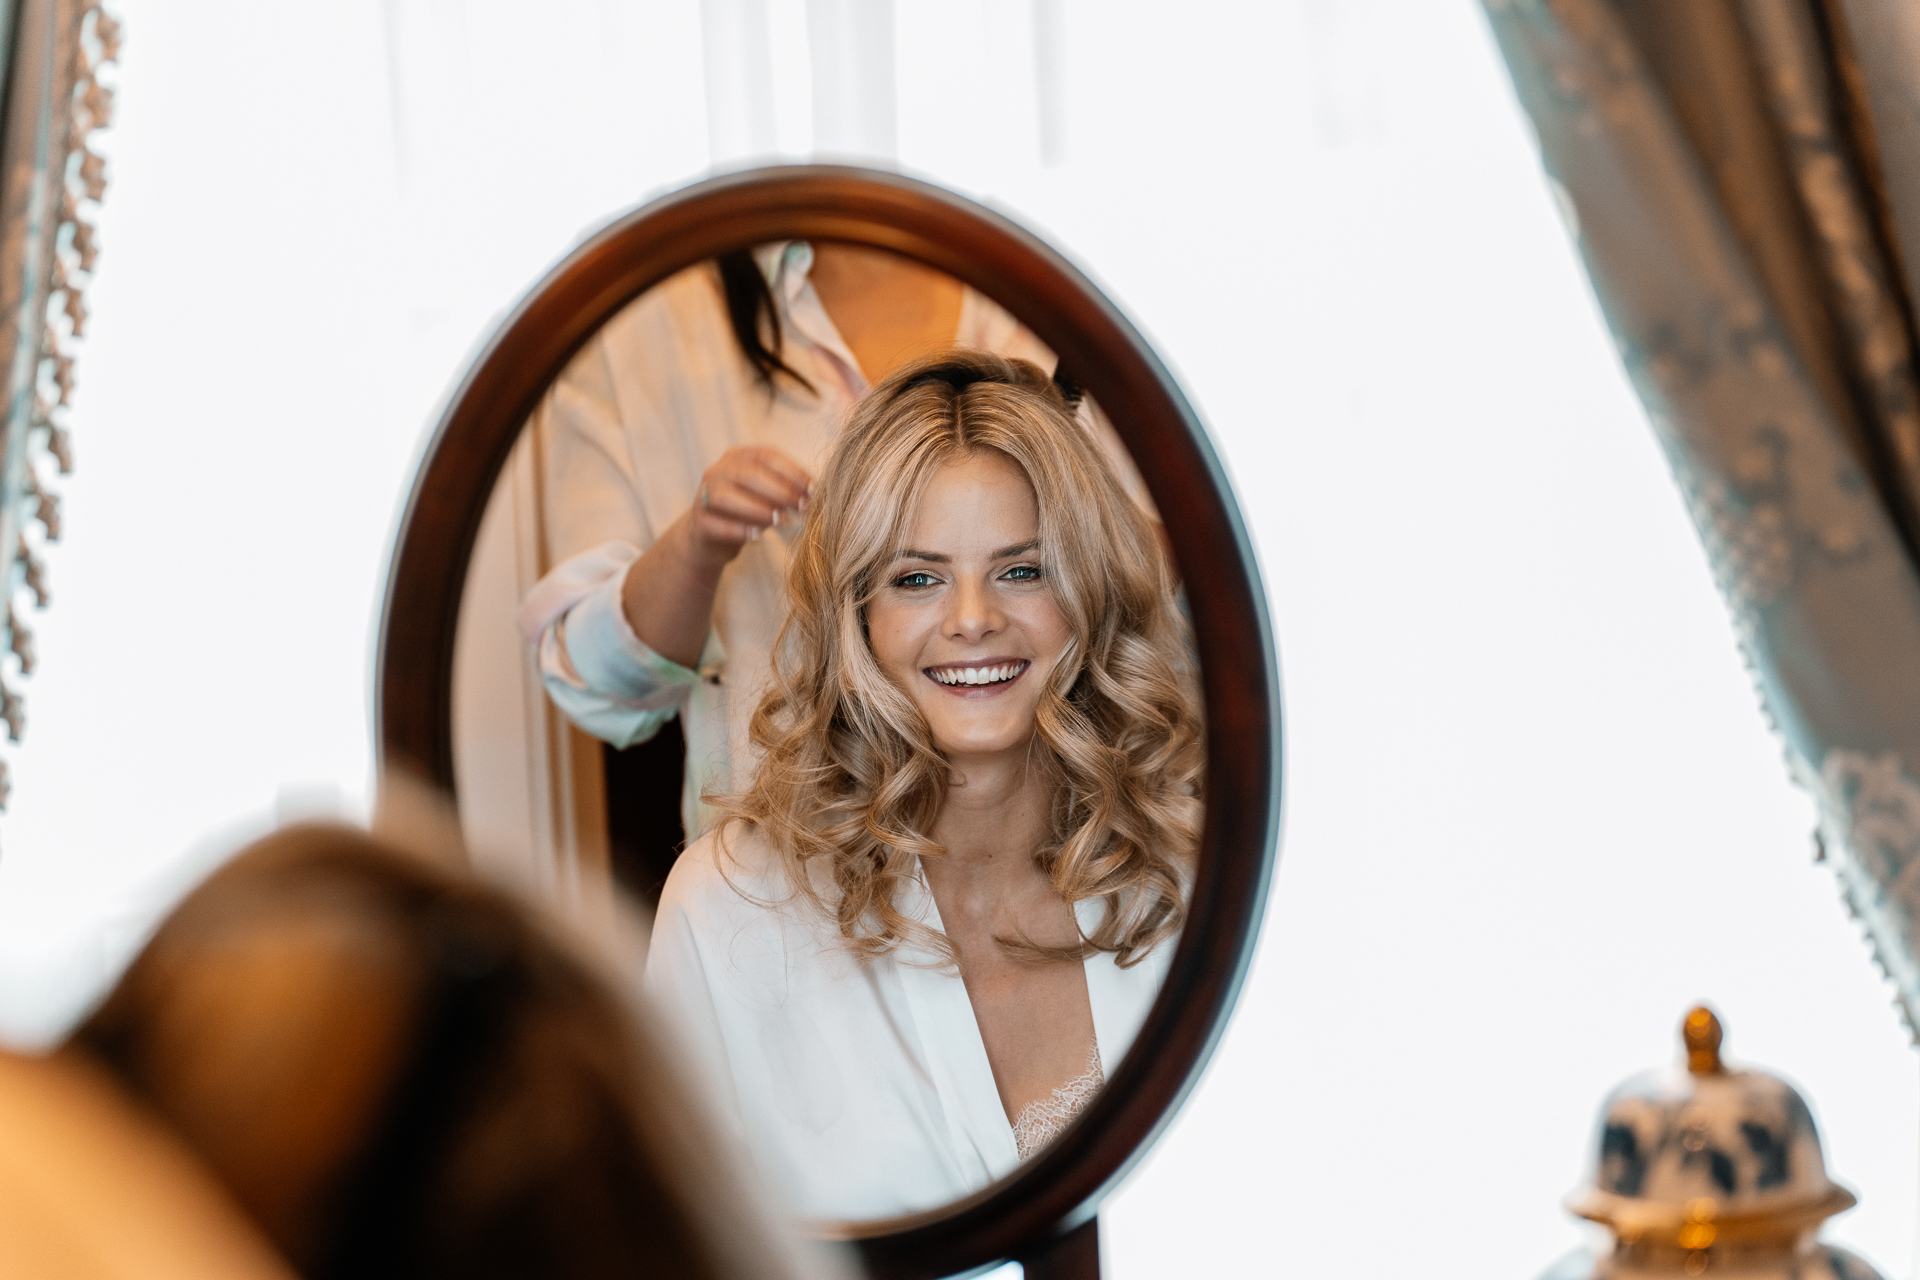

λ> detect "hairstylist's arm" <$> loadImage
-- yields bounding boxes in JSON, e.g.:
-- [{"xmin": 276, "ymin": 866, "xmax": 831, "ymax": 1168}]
[{"xmin": 620, "ymin": 446, "xmax": 813, "ymax": 668}]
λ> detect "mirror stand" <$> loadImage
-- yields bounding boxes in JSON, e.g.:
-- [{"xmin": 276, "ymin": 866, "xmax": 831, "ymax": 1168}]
[{"xmin": 1016, "ymin": 1216, "xmax": 1100, "ymax": 1280}]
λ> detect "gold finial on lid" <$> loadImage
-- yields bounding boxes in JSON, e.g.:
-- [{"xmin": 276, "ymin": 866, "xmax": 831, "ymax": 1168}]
[{"xmin": 1683, "ymin": 1005, "xmax": 1725, "ymax": 1075}]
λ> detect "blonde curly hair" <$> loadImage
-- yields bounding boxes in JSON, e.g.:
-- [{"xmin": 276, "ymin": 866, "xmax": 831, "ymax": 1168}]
[{"xmin": 714, "ymin": 350, "xmax": 1202, "ymax": 967}]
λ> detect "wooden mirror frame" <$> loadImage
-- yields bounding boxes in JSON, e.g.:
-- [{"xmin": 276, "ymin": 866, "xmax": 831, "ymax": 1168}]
[{"xmin": 375, "ymin": 165, "xmax": 1282, "ymax": 1280}]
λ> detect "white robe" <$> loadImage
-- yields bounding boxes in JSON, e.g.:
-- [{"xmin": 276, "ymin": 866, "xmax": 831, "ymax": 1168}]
[{"xmin": 644, "ymin": 826, "xmax": 1173, "ymax": 1223}]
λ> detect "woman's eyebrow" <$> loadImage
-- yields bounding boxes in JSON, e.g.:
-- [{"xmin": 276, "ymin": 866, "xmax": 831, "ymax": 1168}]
[{"xmin": 891, "ymin": 539, "xmax": 1038, "ymax": 564}]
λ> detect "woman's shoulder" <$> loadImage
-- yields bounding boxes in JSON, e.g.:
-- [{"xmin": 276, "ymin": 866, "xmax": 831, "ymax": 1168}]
[
  {"xmin": 650, "ymin": 823, "xmax": 853, "ymax": 974},
  {"xmin": 592, "ymin": 261, "xmax": 728, "ymax": 359},
  {"xmin": 656, "ymin": 822, "xmax": 790, "ymax": 919}
]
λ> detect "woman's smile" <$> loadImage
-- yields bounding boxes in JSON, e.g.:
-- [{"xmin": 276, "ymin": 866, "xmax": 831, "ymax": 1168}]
[{"xmin": 924, "ymin": 658, "xmax": 1031, "ymax": 693}]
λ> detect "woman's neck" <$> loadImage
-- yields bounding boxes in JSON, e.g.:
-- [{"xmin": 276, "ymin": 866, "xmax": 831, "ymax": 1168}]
[
  {"xmin": 927, "ymin": 749, "xmax": 1053, "ymax": 873},
  {"xmin": 807, "ymin": 241, "xmax": 964, "ymax": 385}
]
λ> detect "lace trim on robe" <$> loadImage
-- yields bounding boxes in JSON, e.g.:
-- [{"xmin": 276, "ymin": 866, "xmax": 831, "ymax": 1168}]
[{"xmin": 1011, "ymin": 1040, "xmax": 1104, "ymax": 1161}]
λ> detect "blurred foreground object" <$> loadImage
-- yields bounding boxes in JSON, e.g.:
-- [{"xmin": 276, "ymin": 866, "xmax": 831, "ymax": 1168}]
[
  {"xmin": 69, "ymin": 820, "xmax": 835, "ymax": 1280},
  {"xmin": 0, "ymin": 1046, "xmax": 294, "ymax": 1280},
  {"xmin": 1541, "ymin": 1007, "xmax": 1880, "ymax": 1279},
  {"xmin": 1484, "ymin": 0, "xmax": 1920, "ymax": 1037},
  {"xmin": 0, "ymin": 0, "xmax": 121, "ymax": 810}
]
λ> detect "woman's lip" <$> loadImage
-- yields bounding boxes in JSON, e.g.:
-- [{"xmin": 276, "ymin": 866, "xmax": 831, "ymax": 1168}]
[{"xmin": 922, "ymin": 658, "xmax": 1031, "ymax": 695}]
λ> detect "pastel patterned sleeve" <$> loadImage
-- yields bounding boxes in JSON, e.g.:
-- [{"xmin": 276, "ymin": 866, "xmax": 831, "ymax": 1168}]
[
  {"xmin": 516, "ymin": 540, "xmax": 714, "ymax": 748},
  {"xmin": 516, "ymin": 327, "xmax": 713, "ymax": 748}
]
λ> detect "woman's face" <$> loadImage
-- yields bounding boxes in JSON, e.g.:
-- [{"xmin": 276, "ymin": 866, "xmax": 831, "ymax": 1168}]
[{"xmin": 867, "ymin": 449, "xmax": 1073, "ymax": 766}]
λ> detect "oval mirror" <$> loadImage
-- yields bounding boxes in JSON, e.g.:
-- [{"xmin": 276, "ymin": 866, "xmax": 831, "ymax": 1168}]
[{"xmin": 376, "ymin": 165, "xmax": 1280, "ymax": 1279}]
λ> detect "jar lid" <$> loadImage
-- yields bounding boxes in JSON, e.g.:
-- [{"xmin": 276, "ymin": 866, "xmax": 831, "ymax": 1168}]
[{"xmin": 1566, "ymin": 1008, "xmax": 1855, "ymax": 1249}]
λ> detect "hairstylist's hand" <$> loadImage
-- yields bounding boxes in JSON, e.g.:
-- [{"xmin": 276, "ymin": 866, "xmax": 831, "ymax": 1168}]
[
  {"xmin": 689, "ymin": 447, "xmax": 814, "ymax": 566},
  {"xmin": 623, "ymin": 447, "xmax": 814, "ymax": 664}
]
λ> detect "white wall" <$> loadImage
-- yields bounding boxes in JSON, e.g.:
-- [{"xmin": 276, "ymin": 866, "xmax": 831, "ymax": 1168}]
[{"xmin": 0, "ymin": 1, "xmax": 1909, "ymax": 1276}]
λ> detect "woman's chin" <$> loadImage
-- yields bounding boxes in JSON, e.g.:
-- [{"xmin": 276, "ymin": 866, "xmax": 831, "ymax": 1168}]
[{"xmin": 931, "ymin": 727, "xmax": 1040, "ymax": 768}]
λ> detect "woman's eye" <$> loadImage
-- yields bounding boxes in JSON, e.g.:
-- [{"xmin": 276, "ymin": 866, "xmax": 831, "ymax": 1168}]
[
  {"xmin": 1001, "ymin": 564, "xmax": 1042, "ymax": 582},
  {"xmin": 893, "ymin": 571, "xmax": 940, "ymax": 589}
]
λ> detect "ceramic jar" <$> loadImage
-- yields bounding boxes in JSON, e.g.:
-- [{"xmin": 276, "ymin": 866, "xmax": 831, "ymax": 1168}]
[{"xmin": 1540, "ymin": 1008, "xmax": 1882, "ymax": 1280}]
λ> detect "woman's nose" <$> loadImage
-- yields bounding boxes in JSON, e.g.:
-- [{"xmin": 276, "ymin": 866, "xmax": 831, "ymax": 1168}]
[{"xmin": 945, "ymin": 576, "xmax": 1003, "ymax": 640}]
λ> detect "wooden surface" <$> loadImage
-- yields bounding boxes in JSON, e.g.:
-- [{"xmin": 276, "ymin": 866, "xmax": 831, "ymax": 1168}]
[
  {"xmin": 1017, "ymin": 1215, "xmax": 1102, "ymax": 1280},
  {"xmin": 375, "ymin": 165, "xmax": 1282, "ymax": 1280}
]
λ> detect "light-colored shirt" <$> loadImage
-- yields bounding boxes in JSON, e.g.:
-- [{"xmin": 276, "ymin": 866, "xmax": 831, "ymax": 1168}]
[
  {"xmin": 644, "ymin": 826, "xmax": 1172, "ymax": 1222},
  {"xmin": 515, "ymin": 243, "xmax": 1147, "ymax": 837}
]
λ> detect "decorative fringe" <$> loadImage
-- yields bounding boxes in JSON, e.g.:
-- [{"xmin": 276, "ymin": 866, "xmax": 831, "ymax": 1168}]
[{"xmin": 0, "ymin": 3, "xmax": 121, "ymax": 810}]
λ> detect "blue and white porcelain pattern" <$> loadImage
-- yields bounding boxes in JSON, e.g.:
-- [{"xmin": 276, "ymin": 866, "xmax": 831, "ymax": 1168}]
[
  {"xmin": 1538, "ymin": 1010, "xmax": 1879, "ymax": 1280},
  {"xmin": 1590, "ymin": 1066, "xmax": 1823, "ymax": 1208}
]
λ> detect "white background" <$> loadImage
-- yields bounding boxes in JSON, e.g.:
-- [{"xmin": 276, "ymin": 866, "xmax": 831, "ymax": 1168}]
[{"xmin": 0, "ymin": 1, "xmax": 1911, "ymax": 1276}]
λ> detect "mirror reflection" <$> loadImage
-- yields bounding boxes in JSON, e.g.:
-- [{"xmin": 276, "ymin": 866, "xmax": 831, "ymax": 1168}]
[{"xmin": 453, "ymin": 242, "xmax": 1201, "ymax": 1223}]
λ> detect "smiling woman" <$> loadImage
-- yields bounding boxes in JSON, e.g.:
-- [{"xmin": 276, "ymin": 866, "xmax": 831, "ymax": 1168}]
[{"xmin": 645, "ymin": 351, "xmax": 1203, "ymax": 1221}]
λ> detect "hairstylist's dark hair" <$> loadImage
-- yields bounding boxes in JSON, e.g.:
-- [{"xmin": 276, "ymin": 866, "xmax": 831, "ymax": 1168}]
[
  {"xmin": 1049, "ymin": 365, "xmax": 1086, "ymax": 410},
  {"xmin": 716, "ymin": 250, "xmax": 814, "ymax": 394},
  {"xmin": 74, "ymin": 824, "xmax": 800, "ymax": 1280}
]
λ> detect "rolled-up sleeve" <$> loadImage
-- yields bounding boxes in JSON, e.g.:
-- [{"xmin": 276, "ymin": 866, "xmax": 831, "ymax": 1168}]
[{"xmin": 516, "ymin": 540, "xmax": 715, "ymax": 748}]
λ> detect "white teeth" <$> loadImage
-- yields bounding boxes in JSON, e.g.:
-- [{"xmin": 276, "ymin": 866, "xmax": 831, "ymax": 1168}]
[{"xmin": 930, "ymin": 662, "xmax": 1025, "ymax": 686}]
